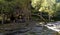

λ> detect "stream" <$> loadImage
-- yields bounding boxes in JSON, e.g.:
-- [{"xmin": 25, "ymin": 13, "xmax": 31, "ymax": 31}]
[
  {"xmin": 0, "ymin": 22, "xmax": 59, "ymax": 35},
  {"xmin": 11, "ymin": 26, "xmax": 57, "ymax": 35},
  {"xmin": 4, "ymin": 26, "xmax": 57, "ymax": 35}
]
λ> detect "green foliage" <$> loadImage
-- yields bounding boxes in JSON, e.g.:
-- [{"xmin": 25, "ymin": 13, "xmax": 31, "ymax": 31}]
[
  {"xmin": 56, "ymin": 3, "xmax": 60, "ymax": 11},
  {"xmin": 31, "ymin": 0, "xmax": 42, "ymax": 10},
  {"xmin": 4, "ymin": 0, "xmax": 13, "ymax": 2},
  {"xmin": 0, "ymin": 0, "xmax": 31, "ymax": 14},
  {"xmin": 0, "ymin": 0, "xmax": 31, "ymax": 22},
  {"xmin": 0, "ymin": 0, "xmax": 14, "ymax": 13},
  {"xmin": 31, "ymin": 0, "xmax": 56, "ymax": 16}
]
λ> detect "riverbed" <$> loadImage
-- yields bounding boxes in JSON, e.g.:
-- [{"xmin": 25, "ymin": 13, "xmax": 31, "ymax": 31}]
[
  {"xmin": 0, "ymin": 22, "xmax": 59, "ymax": 35},
  {"xmin": 5, "ymin": 25, "xmax": 58, "ymax": 35}
]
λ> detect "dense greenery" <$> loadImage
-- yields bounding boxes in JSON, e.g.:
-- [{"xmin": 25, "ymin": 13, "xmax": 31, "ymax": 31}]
[
  {"xmin": 0, "ymin": 0, "xmax": 60, "ymax": 24},
  {"xmin": 0, "ymin": 0, "xmax": 60, "ymax": 34},
  {"xmin": 31, "ymin": 0, "xmax": 60, "ymax": 21},
  {"xmin": 0, "ymin": 0, "xmax": 31, "ymax": 24}
]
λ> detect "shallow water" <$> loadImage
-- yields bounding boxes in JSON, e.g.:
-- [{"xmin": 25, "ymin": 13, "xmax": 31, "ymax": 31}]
[
  {"xmin": 0, "ymin": 26, "xmax": 59, "ymax": 35},
  {"xmin": 13, "ymin": 26, "xmax": 57, "ymax": 35}
]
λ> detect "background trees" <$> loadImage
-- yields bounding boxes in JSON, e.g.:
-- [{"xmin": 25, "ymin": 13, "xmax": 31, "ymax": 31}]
[
  {"xmin": 0, "ymin": 0, "xmax": 31, "ymax": 24},
  {"xmin": 0, "ymin": 0, "xmax": 60, "ymax": 24},
  {"xmin": 31, "ymin": 0, "xmax": 60, "ymax": 22}
]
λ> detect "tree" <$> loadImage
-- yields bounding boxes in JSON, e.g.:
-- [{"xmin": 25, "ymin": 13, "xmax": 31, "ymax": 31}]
[
  {"xmin": 31, "ymin": 0, "xmax": 57, "ymax": 22},
  {"xmin": 0, "ymin": 0, "xmax": 31, "ymax": 24},
  {"xmin": 52, "ymin": 3, "xmax": 60, "ymax": 21},
  {"xmin": 56, "ymin": 3, "xmax": 60, "ymax": 12}
]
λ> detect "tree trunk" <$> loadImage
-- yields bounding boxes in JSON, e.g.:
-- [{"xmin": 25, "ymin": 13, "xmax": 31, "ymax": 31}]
[
  {"xmin": 48, "ymin": 15, "xmax": 51, "ymax": 22},
  {"xmin": 2, "ymin": 14, "xmax": 4, "ymax": 24},
  {"xmin": 21, "ymin": 0, "xmax": 31, "ymax": 22}
]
